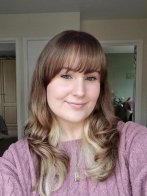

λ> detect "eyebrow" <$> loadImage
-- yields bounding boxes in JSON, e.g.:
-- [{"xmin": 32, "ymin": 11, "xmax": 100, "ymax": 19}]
[{"xmin": 62, "ymin": 67, "xmax": 100, "ymax": 74}]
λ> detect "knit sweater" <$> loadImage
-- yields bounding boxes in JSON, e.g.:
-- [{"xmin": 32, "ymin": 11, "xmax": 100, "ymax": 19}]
[{"xmin": 0, "ymin": 121, "xmax": 147, "ymax": 196}]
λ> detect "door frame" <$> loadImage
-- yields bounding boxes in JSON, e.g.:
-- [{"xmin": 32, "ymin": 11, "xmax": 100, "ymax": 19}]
[{"xmin": 23, "ymin": 37, "xmax": 49, "ymax": 121}]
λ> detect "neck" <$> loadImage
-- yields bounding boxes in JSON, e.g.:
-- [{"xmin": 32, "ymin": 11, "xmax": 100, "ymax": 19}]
[{"xmin": 58, "ymin": 120, "xmax": 84, "ymax": 142}]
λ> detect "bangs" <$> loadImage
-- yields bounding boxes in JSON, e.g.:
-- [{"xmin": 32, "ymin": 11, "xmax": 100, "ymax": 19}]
[{"xmin": 56, "ymin": 42, "xmax": 106, "ymax": 75}]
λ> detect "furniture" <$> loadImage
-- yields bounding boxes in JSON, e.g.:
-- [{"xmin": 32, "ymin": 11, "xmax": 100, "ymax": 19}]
[
  {"xmin": 0, "ymin": 115, "xmax": 8, "ymax": 135},
  {"xmin": 0, "ymin": 136, "xmax": 17, "ymax": 156}
]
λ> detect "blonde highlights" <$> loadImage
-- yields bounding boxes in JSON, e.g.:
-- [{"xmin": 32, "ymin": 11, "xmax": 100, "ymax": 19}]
[{"xmin": 25, "ymin": 30, "xmax": 119, "ymax": 196}]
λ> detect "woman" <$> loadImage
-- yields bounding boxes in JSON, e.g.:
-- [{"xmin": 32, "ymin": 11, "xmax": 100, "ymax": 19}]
[{"xmin": 0, "ymin": 30, "xmax": 147, "ymax": 196}]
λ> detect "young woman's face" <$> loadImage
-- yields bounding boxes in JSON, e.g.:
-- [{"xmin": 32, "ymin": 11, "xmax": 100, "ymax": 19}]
[{"xmin": 47, "ymin": 68, "xmax": 100, "ymax": 127}]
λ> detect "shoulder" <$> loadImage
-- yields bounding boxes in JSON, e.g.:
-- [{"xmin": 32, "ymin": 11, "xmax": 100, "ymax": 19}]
[
  {"xmin": 2, "ymin": 139, "xmax": 30, "ymax": 163},
  {"xmin": 117, "ymin": 121, "xmax": 147, "ymax": 166},
  {"xmin": 117, "ymin": 122, "xmax": 147, "ymax": 194},
  {"xmin": 117, "ymin": 121, "xmax": 147, "ymax": 147},
  {"xmin": 5, "ymin": 138, "xmax": 29, "ymax": 153},
  {"xmin": 0, "ymin": 138, "xmax": 38, "ymax": 174},
  {"xmin": 117, "ymin": 120, "xmax": 147, "ymax": 134},
  {"xmin": 0, "ymin": 139, "xmax": 37, "ymax": 195},
  {"xmin": 0, "ymin": 139, "xmax": 31, "ymax": 173},
  {"xmin": 0, "ymin": 139, "xmax": 36, "ymax": 196}
]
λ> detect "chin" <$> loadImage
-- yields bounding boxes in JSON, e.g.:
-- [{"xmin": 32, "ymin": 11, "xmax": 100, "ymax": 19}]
[{"xmin": 66, "ymin": 117, "xmax": 86, "ymax": 124}]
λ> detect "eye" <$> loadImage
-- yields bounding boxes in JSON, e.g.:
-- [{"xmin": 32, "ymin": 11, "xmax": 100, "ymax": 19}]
[
  {"xmin": 61, "ymin": 74, "xmax": 72, "ymax": 79},
  {"xmin": 86, "ymin": 76, "xmax": 97, "ymax": 81}
]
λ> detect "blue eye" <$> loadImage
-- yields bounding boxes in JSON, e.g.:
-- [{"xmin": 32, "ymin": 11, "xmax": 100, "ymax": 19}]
[{"xmin": 61, "ymin": 74, "xmax": 72, "ymax": 79}]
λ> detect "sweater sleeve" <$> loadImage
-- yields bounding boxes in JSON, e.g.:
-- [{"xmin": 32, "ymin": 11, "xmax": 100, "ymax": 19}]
[{"xmin": 126, "ymin": 123, "xmax": 147, "ymax": 196}]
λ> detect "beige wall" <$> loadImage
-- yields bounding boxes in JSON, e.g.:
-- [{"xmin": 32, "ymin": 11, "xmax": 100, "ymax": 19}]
[
  {"xmin": 0, "ymin": 13, "xmax": 147, "ymax": 136},
  {"xmin": 81, "ymin": 19, "xmax": 147, "ymax": 126},
  {"xmin": 0, "ymin": 12, "xmax": 80, "ymax": 37},
  {"xmin": 0, "ymin": 12, "xmax": 80, "ymax": 137}
]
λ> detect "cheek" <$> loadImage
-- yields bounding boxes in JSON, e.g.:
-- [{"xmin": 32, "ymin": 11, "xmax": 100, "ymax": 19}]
[
  {"xmin": 46, "ymin": 84, "xmax": 56, "ymax": 106},
  {"xmin": 46, "ymin": 88, "xmax": 52, "ymax": 107},
  {"xmin": 88, "ymin": 84, "xmax": 100, "ymax": 101},
  {"xmin": 47, "ymin": 83, "xmax": 69, "ymax": 103}
]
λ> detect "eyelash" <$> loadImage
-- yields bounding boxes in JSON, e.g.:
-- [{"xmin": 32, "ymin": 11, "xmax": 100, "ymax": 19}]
[
  {"xmin": 61, "ymin": 74, "xmax": 97, "ymax": 81},
  {"xmin": 86, "ymin": 76, "xmax": 97, "ymax": 81},
  {"xmin": 60, "ymin": 74, "xmax": 72, "ymax": 79}
]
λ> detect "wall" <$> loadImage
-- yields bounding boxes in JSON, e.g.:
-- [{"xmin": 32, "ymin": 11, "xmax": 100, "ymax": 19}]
[
  {"xmin": 1, "ymin": 14, "xmax": 147, "ymax": 135},
  {"xmin": 0, "ymin": 12, "xmax": 80, "ymax": 138},
  {"xmin": 81, "ymin": 19, "xmax": 147, "ymax": 126},
  {"xmin": 107, "ymin": 53, "xmax": 134, "ymax": 100}
]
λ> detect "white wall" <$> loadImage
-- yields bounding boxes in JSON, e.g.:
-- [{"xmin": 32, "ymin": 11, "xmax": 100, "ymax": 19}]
[
  {"xmin": 0, "ymin": 12, "xmax": 80, "ymax": 138},
  {"xmin": 81, "ymin": 19, "xmax": 147, "ymax": 126}
]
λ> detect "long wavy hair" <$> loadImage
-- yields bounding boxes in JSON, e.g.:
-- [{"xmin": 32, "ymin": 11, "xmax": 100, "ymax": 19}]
[{"xmin": 25, "ymin": 30, "xmax": 119, "ymax": 196}]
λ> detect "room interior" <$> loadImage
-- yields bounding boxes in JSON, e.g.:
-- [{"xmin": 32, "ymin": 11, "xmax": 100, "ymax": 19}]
[{"xmin": 0, "ymin": 0, "xmax": 147, "ymax": 155}]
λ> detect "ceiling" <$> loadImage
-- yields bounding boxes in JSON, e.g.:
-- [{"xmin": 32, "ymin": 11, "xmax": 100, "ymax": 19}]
[{"xmin": 0, "ymin": 0, "xmax": 147, "ymax": 20}]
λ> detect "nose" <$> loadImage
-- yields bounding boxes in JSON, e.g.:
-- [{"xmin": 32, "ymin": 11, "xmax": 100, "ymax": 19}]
[{"xmin": 73, "ymin": 78, "xmax": 85, "ymax": 97}]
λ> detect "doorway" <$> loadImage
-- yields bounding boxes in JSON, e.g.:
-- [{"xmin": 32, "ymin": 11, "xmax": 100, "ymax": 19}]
[
  {"xmin": 102, "ymin": 41, "xmax": 143, "ymax": 124},
  {"xmin": 0, "ymin": 42, "xmax": 18, "ymax": 155}
]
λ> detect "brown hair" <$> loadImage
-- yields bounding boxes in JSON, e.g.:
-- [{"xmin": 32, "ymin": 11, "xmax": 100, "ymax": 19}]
[{"xmin": 25, "ymin": 30, "xmax": 119, "ymax": 196}]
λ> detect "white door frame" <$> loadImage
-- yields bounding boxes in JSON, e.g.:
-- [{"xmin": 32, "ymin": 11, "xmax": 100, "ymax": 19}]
[
  {"xmin": 101, "ymin": 40, "xmax": 143, "ymax": 124},
  {"xmin": 0, "ymin": 38, "xmax": 21, "ymax": 139},
  {"xmin": 23, "ymin": 37, "xmax": 50, "ymax": 121}
]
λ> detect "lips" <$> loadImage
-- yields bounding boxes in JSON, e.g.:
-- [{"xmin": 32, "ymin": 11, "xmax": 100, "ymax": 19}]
[{"xmin": 66, "ymin": 101, "xmax": 86, "ymax": 109}]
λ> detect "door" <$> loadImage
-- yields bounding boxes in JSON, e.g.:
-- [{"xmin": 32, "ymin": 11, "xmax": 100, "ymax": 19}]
[{"xmin": 0, "ymin": 59, "xmax": 17, "ymax": 136}]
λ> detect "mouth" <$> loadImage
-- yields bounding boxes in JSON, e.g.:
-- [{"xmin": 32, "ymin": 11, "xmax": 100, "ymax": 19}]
[{"xmin": 66, "ymin": 101, "xmax": 87, "ymax": 109}]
